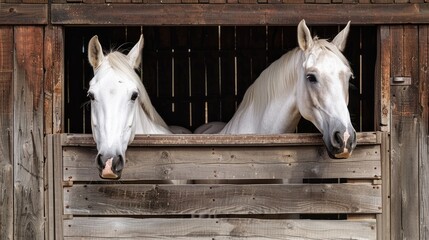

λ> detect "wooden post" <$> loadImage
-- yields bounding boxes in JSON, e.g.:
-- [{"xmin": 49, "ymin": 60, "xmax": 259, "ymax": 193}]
[
  {"xmin": 376, "ymin": 26, "xmax": 391, "ymax": 132},
  {"xmin": 13, "ymin": 26, "xmax": 45, "ymax": 240},
  {"xmin": 418, "ymin": 25, "xmax": 429, "ymax": 240},
  {"xmin": 44, "ymin": 26, "xmax": 64, "ymax": 135},
  {"xmin": 0, "ymin": 26, "xmax": 14, "ymax": 240}
]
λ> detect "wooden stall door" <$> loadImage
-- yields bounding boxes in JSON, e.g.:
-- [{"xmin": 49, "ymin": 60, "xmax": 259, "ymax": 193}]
[{"xmin": 380, "ymin": 25, "xmax": 429, "ymax": 240}]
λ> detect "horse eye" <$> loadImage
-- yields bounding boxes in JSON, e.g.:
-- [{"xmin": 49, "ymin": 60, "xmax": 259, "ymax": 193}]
[
  {"xmin": 306, "ymin": 74, "xmax": 317, "ymax": 83},
  {"xmin": 87, "ymin": 92, "xmax": 95, "ymax": 101},
  {"xmin": 131, "ymin": 92, "xmax": 138, "ymax": 101}
]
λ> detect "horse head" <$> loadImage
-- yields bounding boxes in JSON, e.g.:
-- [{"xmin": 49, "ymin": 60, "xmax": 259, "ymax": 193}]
[
  {"xmin": 87, "ymin": 35, "xmax": 144, "ymax": 179},
  {"xmin": 296, "ymin": 20, "xmax": 357, "ymax": 158}
]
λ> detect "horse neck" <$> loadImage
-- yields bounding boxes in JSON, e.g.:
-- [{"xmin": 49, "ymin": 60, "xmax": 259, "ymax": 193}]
[
  {"xmin": 135, "ymin": 103, "xmax": 172, "ymax": 134},
  {"xmin": 220, "ymin": 48, "xmax": 303, "ymax": 134}
]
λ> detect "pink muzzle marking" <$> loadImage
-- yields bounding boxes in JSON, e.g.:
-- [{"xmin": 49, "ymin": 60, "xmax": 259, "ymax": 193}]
[
  {"xmin": 334, "ymin": 130, "xmax": 352, "ymax": 159},
  {"xmin": 101, "ymin": 158, "xmax": 118, "ymax": 179}
]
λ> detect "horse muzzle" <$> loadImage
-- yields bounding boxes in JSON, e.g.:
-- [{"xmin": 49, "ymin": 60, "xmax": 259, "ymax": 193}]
[
  {"xmin": 324, "ymin": 124, "xmax": 357, "ymax": 159},
  {"xmin": 97, "ymin": 154, "xmax": 124, "ymax": 179}
]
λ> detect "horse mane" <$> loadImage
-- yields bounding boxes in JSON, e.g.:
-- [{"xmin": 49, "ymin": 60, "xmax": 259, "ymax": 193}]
[
  {"xmin": 105, "ymin": 51, "xmax": 169, "ymax": 129},
  {"xmin": 237, "ymin": 48, "xmax": 302, "ymax": 114},
  {"xmin": 238, "ymin": 37, "xmax": 351, "ymax": 114}
]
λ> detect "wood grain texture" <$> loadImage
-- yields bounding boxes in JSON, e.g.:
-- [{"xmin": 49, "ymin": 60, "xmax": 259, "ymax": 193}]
[
  {"xmin": 63, "ymin": 217, "xmax": 376, "ymax": 239},
  {"xmin": 61, "ymin": 132, "xmax": 379, "ymax": 146},
  {"xmin": 390, "ymin": 25, "xmax": 420, "ymax": 240},
  {"xmin": 51, "ymin": 3, "xmax": 429, "ymax": 25},
  {"xmin": 45, "ymin": 135, "xmax": 55, "ymax": 240},
  {"xmin": 64, "ymin": 183, "xmax": 381, "ymax": 215},
  {"xmin": 44, "ymin": 26, "xmax": 64, "ymax": 134},
  {"xmin": 419, "ymin": 25, "xmax": 429, "ymax": 240},
  {"xmin": 62, "ymin": 144, "xmax": 381, "ymax": 181},
  {"xmin": 0, "ymin": 4, "xmax": 47, "ymax": 25},
  {"xmin": 13, "ymin": 26, "xmax": 45, "ymax": 240},
  {"xmin": 379, "ymin": 132, "xmax": 390, "ymax": 240},
  {"xmin": 0, "ymin": 26, "xmax": 14, "ymax": 240},
  {"xmin": 376, "ymin": 27, "xmax": 391, "ymax": 132}
]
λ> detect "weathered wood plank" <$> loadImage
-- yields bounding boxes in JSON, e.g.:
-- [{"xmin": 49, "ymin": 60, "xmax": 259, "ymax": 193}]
[
  {"xmin": 376, "ymin": 26, "xmax": 391, "ymax": 132},
  {"xmin": 0, "ymin": 4, "xmax": 48, "ymax": 25},
  {"xmin": 63, "ymin": 217, "xmax": 376, "ymax": 239},
  {"xmin": 51, "ymin": 3, "xmax": 429, "ymax": 25},
  {"xmin": 61, "ymin": 132, "xmax": 379, "ymax": 146},
  {"xmin": 53, "ymin": 134, "xmax": 65, "ymax": 240},
  {"xmin": 378, "ymin": 131, "xmax": 390, "ymax": 239},
  {"xmin": 13, "ymin": 26, "xmax": 45, "ymax": 240},
  {"xmin": 64, "ymin": 184, "xmax": 381, "ymax": 215},
  {"xmin": 44, "ymin": 26, "xmax": 64, "ymax": 135},
  {"xmin": 63, "ymin": 144, "xmax": 381, "ymax": 181},
  {"xmin": 0, "ymin": 26, "xmax": 14, "ymax": 240},
  {"xmin": 45, "ymin": 135, "xmax": 55, "ymax": 240},
  {"xmin": 419, "ymin": 25, "xmax": 429, "ymax": 240},
  {"xmin": 390, "ymin": 25, "xmax": 420, "ymax": 240}
]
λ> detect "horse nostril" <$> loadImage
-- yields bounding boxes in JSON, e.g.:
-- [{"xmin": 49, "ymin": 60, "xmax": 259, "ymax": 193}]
[
  {"xmin": 332, "ymin": 131, "xmax": 342, "ymax": 149},
  {"xmin": 115, "ymin": 155, "xmax": 125, "ymax": 173},
  {"xmin": 97, "ymin": 154, "xmax": 104, "ymax": 169}
]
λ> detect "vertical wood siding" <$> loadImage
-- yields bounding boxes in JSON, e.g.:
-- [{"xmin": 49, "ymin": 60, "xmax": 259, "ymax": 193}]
[
  {"xmin": 418, "ymin": 25, "xmax": 429, "ymax": 240},
  {"xmin": 0, "ymin": 26, "xmax": 14, "ymax": 240},
  {"xmin": 13, "ymin": 26, "xmax": 45, "ymax": 240},
  {"xmin": 388, "ymin": 25, "xmax": 426, "ymax": 240}
]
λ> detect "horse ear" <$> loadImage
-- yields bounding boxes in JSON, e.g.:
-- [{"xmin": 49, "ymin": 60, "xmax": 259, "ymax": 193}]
[
  {"xmin": 332, "ymin": 21, "xmax": 351, "ymax": 52},
  {"xmin": 297, "ymin": 19, "xmax": 313, "ymax": 51},
  {"xmin": 88, "ymin": 35, "xmax": 104, "ymax": 69},
  {"xmin": 127, "ymin": 34, "xmax": 144, "ymax": 70}
]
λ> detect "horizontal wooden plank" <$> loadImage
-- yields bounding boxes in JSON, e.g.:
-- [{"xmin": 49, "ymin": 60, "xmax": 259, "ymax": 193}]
[
  {"xmin": 50, "ymin": 3, "xmax": 429, "ymax": 25},
  {"xmin": 64, "ymin": 183, "xmax": 381, "ymax": 215},
  {"xmin": 61, "ymin": 132, "xmax": 379, "ymax": 146},
  {"xmin": 63, "ymin": 217, "xmax": 376, "ymax": 239},
  {"xmin": 0, "ymin": 4, "xmax": 48, "ymax": 25},
  {"xmin": 63, "ymin": 144, "xmax": 381, "ymax": 181}
]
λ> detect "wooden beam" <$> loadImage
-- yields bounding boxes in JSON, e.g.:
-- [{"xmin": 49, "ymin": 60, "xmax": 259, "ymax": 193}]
[
  {"xmin": 44, "ymin": 26, "xmax": 64, "ymax": 134},
  {"xmin": 51, "ymin": 3, "xmax": 429, "ymax": 25},
  {"xmin": 419, "ymin": 25, "xmax": 429, "ymax": 240},
  {"xmin": 64, "ymin": 183, "xmax": 382, "ymax": 215},
  {"xmin": 62, "ymin": 144, "xmax": 381, "ymax": 181},
  {"xmin": 13, "ymin": 26, "xmax": 45, "ymax": 240},
  {"xmin": 0, "ymin": 4, "xmax": 48, "ymax": 25},
  {"xmin": 63, "ymin": 217, "xmax": 376, "ymax": 239},
  {"xmin": 61, "ymin": 132, "xmax": 379, "ymax": 146},
  {"xmin": 0, "ymin": 26, "xmax": 13, "ymax": 240}
]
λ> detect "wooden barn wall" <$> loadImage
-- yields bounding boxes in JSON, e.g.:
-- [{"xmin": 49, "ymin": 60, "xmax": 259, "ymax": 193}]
[
  {"xmin": 0, "ymin": 27, "xmax": 46, "ymax": 239},
  {"xmin": 0, "ymin": 11, "xmax": 62, "ymax": 240}
]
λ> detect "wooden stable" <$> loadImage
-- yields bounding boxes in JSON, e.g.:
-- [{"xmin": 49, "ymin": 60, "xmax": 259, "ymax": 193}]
[
  {"xmin": 0, "ymin": 1, "xmax": 428, "ymax": 240},
  {"xmin": 47, "ymin": 132, "xmax": 384, "ymax": 239}
]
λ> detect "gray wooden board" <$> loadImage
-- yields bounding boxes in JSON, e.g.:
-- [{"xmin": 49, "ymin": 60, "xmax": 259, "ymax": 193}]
[
  {"xmin": 51, "ymin": 3, "xmax": 429, "ymax": 25},
  {"xmin": 61, "ymin": 132, "xmax": 379, "ymax": 146},
  {"xmin": 63, "ymin": 144, "xmax": 381, "ymax": 181},
  {"xmin": 64, "ymin": 183, "xmax": 381, "ymax": 215},
  {"xmin": 13, "ymin": 26, "xmax": 45, "ymax": 240},
  {"xmin": 63, "ymin": 217, "xmax": 376, "ymax": 239}
]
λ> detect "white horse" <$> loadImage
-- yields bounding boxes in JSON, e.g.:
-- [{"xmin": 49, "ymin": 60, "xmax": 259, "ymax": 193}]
[
  {"xmin": 196, "ymin": 20, "xmax": 357, "ymax": 159},
  {"xmin": 87, "ymin": 35, "xmax": 189, "ymax": 179}
]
